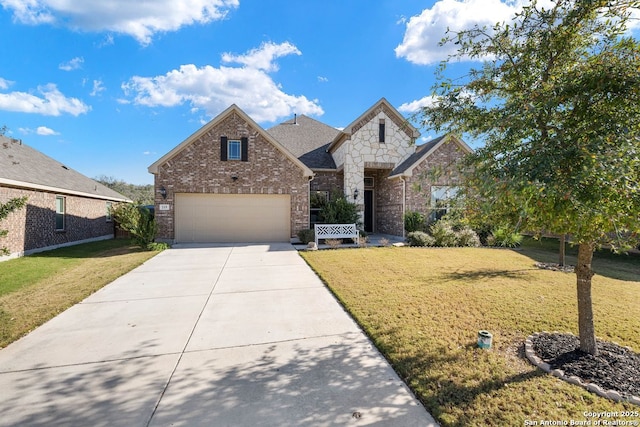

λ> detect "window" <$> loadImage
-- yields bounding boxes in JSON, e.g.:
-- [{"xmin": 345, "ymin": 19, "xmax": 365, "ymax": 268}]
[
  {"xmin": 310, "ymin": 191, "xmax": 329, "ymax": 225},
  {"xmin": 106, "ymin": 202, "xmax": 112, "ymax": 222},
  {"xmin": 55, "ymin": 196, "xmax": 65, "ymax": 231},
  {"xmin": 220, "ymin": 136, "xmax": 248, "ymax": 161},
  {"xmin": 364, "ymin": 177, "xmax": 375, "ymax": 188},
  {"xmin": 228, "ymin": 140, "xmax": 241, "ymax": 160},
  {"xmin": 379, "ymin": 119, "xmax": 386, "ymax": 143},
  {"xmin": 429, "ymin": 186, "xmax": 458, "ymax": 222}
]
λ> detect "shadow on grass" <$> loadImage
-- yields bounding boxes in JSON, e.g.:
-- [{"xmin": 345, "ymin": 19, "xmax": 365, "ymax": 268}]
[
  {"xmin": 519, "ymin": 237, "xmax": 640, "ymax": 282},
  {"xmin": 442, "ymin": 268, "xmax": 535, "ymax": 282},
  {"xmin": 28, "ymin": 238, "xmax": 145, "ymax": 260}
]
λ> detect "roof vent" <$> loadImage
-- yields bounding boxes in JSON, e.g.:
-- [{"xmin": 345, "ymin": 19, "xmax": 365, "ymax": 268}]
[
  {"xmin": 294, "ymin": 113, "xmax": 297, "ymax": 125},
  {"xmin": 61, "ymin": 165, "xmax": 69, "ymax": 170}
]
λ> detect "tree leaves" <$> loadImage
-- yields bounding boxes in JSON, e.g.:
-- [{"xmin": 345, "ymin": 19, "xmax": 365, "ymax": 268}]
[{"xmin": 422, "ymin": 0, "xmax": 640, "ymax": 249}]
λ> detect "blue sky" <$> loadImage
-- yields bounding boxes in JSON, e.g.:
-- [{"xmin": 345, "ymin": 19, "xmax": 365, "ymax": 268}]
[{"xmin": 0, "ymin": 0, "xmax": 623, "ymax": 184}]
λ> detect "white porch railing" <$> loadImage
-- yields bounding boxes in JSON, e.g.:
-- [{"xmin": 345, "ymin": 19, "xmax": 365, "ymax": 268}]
[{"xmin": 314, "ymin": 224, "xmax": 359, "ymax": 246}]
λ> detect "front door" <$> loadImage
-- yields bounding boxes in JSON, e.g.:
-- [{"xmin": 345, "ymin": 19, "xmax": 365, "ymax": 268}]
[{"xmin": 364, "ymin": 189, "xmax": 374, "ymax": 233}]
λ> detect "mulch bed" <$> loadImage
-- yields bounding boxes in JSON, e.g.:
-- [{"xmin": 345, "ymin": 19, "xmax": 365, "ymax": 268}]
[
  {"xmin": 531, "ymin": 332, "xmax": 640, "ymax": 399},
  {"xmin": 534, "ymin": 262, "xmax": 575, "ymax": 273}
]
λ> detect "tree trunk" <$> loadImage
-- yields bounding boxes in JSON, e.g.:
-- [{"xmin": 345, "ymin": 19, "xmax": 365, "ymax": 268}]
[
  {"xmin": 559, "ymin": 234, "xmax": 566, "ymax": 266},
  {"xmin": 576, "ymin": 242, "xmax": 597, "ymax": 355}
]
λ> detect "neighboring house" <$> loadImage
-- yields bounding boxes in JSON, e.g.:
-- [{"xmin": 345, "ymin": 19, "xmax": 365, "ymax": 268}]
[
  {"xmin": 149, "ymin": 98, "xmax": 472, "ymax": 243},
  {"xmin": 0, "ymin": 135, "xmax": 130, "ymax": 260}
]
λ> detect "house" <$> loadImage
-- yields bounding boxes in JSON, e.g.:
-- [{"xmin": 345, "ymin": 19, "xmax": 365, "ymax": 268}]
[
  {"xmin": 149, "ymin": 98, "xmax": 472, "ymax": 243},
  {"xmin": 0, "ymin": 135, "xmax": 130, "ymax": 260}
]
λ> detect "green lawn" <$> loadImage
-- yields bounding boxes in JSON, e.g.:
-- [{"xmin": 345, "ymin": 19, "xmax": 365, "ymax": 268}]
[
  {"xmin": 301, "ymin": 240, "xmax": 640, "ymax": 426},
  {"xmin": 0, "ymin": 239, "xmax": 160, "ymax": 348}
]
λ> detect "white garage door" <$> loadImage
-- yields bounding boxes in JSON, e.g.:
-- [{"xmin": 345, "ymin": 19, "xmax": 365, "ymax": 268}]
[{"xmin": 175, "ymin": 193, "xmax": 291, "ymax": 243}]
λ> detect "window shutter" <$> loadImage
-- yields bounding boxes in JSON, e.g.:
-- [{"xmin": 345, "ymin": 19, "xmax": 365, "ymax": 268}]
[
  {"xmin": 241, "ymin": 137, "xmax": 248, "ymax": 162},
  {"xmin": 220, "ymin": 136, "xmax": 228, "ymax": 161}
]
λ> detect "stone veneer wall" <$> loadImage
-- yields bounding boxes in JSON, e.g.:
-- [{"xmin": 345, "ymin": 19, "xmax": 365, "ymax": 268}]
[
  {"xmin": 342, "ymin": 109, "xmax": 415, "ymax": 223},
  {"xmin": 405, "ymin": 139, "xmax": 466, "ymax": 215},
  {"xmin": 153, "ymin": 111, "xmax": 310, "ymax": 241},
  {"xmin": 0, "ymin": 186, "xmax": 114, "ymax": 258}
]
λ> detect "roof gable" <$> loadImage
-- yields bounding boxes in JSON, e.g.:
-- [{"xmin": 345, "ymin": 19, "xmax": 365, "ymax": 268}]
[
  {"xmin": 149, "ymin": 105, "xmax": 313, "ymax": 177},
  {"xmin": 0, "ymin": 136, "xmax": 129, "ymax": 201},
  {"xmin": 328, "ymin": 98, "xmax": 420, "ymax": 152},
  {"xmin": 389, "ymin": 133, "xmax": 473, "ymax": 178}
]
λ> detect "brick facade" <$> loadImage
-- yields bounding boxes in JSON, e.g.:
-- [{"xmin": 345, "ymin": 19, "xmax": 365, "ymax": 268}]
[
  {"xmin": 153, "ymin": 110, "xmax": 310, "ymax": 241},
  {"xmin": 405, "ymin": 139, "xmax": 466, "ymax": 216},
  {"xmin": 0, "ymin": 186, "xmax": 114, "ymax": 257},
  {"xmin": 310, "ymin": 171, "xmax": 342, "ymax": 194},
  {"xmin": 308, "ymin": 138, "xmax": 467, "ymax": 237}
]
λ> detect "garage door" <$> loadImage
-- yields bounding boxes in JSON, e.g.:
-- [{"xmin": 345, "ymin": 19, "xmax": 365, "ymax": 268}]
[{"xmin": 175, "ymin": 193, "xmax": 291, "ymax": 243}]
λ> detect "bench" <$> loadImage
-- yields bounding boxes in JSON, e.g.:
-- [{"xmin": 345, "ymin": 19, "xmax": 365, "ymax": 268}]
[{"xmin": 314, "ymin": 224, "xmax": 359, "ymax": 246}]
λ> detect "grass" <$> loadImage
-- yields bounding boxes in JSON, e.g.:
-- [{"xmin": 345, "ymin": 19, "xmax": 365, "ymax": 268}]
[
  {"xmin": 300, "ymin": 239, "xmax": 640, "ymax": 426},
  {"xmin": 0, "ymin": 239, "xmax": 161, "ymax": 348}
]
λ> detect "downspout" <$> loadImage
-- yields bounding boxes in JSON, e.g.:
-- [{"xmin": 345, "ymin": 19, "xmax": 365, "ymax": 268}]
[
  {"xmin": 400, "ymin": 175, "xmax": 406, "ymax": 240},
  {"xmin": 308, "ymin": 174, "xmax": 315, "ymax": 230}
]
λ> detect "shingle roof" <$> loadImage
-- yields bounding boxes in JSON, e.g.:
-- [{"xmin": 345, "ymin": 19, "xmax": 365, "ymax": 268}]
[
  {"xmin": 0, "ymin": 135, "xmax": 129, "ymax": 201},
  {"xmin": 267, "ymin": 115, "xmax": 340, "ymax": 169},
  {"xmin": 390, "ymin": 135, "xmax": 446, "ymax": 176}
]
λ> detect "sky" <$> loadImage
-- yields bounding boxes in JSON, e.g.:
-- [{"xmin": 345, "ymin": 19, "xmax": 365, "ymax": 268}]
[{"xmin": 0, "ymin": 0, "xmax": 631, "ymax": 184}]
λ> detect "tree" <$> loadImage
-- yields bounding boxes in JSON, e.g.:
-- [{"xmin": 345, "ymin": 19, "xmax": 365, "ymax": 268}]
[
  {"xmin": 0, "ymin": 196, "xmax": 28, "ymax": 256},
  {"xmin": 420, "ymin": 0, "xmax": 640, "ymax": 355},
  {"xmin": 110, "ymin": 203, "xmax": 157, "ymax": 249},
  {"xmin": 94, "ymin": 175, "xmax": 154, "ymax": 205}
]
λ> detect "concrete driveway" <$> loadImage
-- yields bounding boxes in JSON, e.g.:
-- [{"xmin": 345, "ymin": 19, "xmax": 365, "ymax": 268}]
[{"xmin": 0, "ymin": 243, "xmax": 437, "ymax": 426}]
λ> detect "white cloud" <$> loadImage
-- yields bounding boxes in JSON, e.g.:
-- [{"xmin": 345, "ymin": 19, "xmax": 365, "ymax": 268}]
[
  {"xmin": 398, "ymin": 96, "xmax": 438, "ymax": 114},
  {"xmin": 90, "ymin": 79, "xmax": 106, "ymax": 96},
  {"xmin": 1, "ymin": 0, "xmax": 239, "ymax": 45},
  {"xmin": 0, "ymin": 83, "xmax": 91, "ymax": 116},
  {"xmin": 59, "ymin": 56, "xmax": 84, "ymax": 71},
  {"xmin": 222, "ymin": 41, "xmax": 300, "ymax": 72},
  {"xmin": 0, "ymin": 77, "xmax": 13, "ymax": 90},
  {"xmin": 396, "ymin": 0, "xmax": 523, "ymax": 65},
  {"xmin": 122, "ymin": 42, "xmax": 323, "ymax": 123},
  {"xmin": 17, "ymin": 126, "xmax": 60, "ymax": 135},
  {"xmin": 317, "ymin": 76, "xmax": 328, "ymax": 83},
  {"xmin": 36, "ymin": 126, "xmax": 59, "ymax": 135}
]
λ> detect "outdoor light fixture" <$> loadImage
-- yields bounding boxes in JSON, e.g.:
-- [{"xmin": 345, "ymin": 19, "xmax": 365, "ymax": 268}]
[
  {"xmin": 231, "ymin": 175, "xmax": 238, "ymax": 181},
  {"xmin": 159, "ymin": 186, "xmax": 167, "ymax": 199},
  {"xmin": 353, "ymin": 188, "xmax": 359, "ymax": 201}
]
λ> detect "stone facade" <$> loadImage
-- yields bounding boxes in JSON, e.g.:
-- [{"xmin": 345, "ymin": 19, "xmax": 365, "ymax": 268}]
[
  {"xmin": 153, "ymin": 110, "xmax": 310, "ymax": 241},
  {"xmin": 333, "ymin": 106, "xmax": 416, "ymax": 225},
  {"xmin": 0, "ymin": 186, "xmax": 114, "ymax": 258}
]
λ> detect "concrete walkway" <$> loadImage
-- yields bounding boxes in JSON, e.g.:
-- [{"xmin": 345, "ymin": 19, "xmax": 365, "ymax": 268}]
[{"xmin": 0, "ymin": 243, "xmax": 437, "ymax": 426}]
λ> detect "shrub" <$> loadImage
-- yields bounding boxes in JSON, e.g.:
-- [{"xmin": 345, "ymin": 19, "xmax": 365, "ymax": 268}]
[
  {"xmin": 297, "ymin": 228, "xmax": 315, "ymax": 244},
  {"xmin": 110, "ymin": 203, "xmax": 158, "ymax": 250},
  {"xmin": 147, "ymin": 242, "xmax": 171, "ymax": 251},
  {"xmin": 379, "ymin": 237, "xmax": 391, "ymax": 247},
  {"xmin": 407, "ymin": 231, "xmax": 435, "ymax": 247},
  {"xmin": 325, "ymin": 239, "xmax": 342, "ymax": 249},
  {"xmin": 429, "ymin": 221, "xmax": 458, "ymax": 247},
  {"xmin": 320, "ymin": 194, "xmax": 359, "ymax": 225},
  {"xmin": 488, "ymin": 227, "xmax": 523, "ymax": 248},
  {"xmin": 456, "ymin": 227, "xmax": 481, "ymax": 247},
  {"xmin": 404, "ymin": 211, "xmax": 425, "ymax": 233}
]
